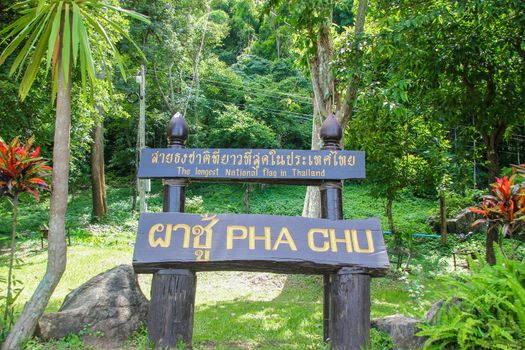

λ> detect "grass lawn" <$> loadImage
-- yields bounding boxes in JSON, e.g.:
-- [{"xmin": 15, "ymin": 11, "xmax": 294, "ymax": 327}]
[{"xmin": 0, "ymin": 181, "xmax": 466, "ymax": 349}]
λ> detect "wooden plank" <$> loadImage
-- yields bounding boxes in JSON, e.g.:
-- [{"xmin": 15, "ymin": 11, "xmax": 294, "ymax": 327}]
[
  {"xmin": 133, "ymin": 213, "xmax": 389, "ymax": 276},
  {"xmin": 138, "ymin": 148, "xmax": 365, "ymax": 183}
]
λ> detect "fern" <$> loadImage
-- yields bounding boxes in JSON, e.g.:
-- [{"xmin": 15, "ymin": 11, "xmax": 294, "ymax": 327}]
[{"xmin": 418, "ymin": 254, "xmax": 525, "ymax": 349}]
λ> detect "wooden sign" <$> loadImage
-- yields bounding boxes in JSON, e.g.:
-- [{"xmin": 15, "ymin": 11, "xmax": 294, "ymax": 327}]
[
  {"xmin": 133, "ymin": 213, "xmax": 389, "ymax": 276},
  {"xmin": 138, "ymin": 148, "xmax": 365, "ymax": 184}
]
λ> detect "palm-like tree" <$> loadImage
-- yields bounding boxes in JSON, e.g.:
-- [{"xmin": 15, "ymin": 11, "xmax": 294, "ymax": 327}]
[{"xmin": 0, "ymin": 1, "xmax": 148, "ymax": 348}]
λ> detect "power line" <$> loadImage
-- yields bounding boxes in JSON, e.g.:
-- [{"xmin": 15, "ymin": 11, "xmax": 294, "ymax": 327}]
[
  {"xmin": 155, "ymin": 70, "xmax": 313, "ymax": 103},
  {"xmin": 170, "ymin": 91, "xmax": 313, "ymax": 122},
  {"xmin": 201, "ymin": 79, "xmax": 314, "ymax": 105},
  {"xmin": 166, "ymin": 86, "xmax": 313, "ymax": 119}
]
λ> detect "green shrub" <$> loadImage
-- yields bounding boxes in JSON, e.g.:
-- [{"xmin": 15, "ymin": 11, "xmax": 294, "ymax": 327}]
[
  {"xmin": 186, "ymin": 196, "xmax": 205, "ymax": 214},
  {"xmin": 444, "ymin": 188, "xmax": 483, "ymax": 219},
  {"xmin": 368, "ymin": 328, "xmax": 395, "ymax": 350},
  {"xmin": 418, "ymin": 255, "xmax": 525, "ymax": 349}
]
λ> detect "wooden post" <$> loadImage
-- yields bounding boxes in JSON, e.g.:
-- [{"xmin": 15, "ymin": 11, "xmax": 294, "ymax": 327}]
[
  {"xmin": 148, "ymin": 112, "xmax": 196, "ymax": 349},
  {"xmin": 149, "ymin": 269, "xmax": 196, "ymax": 348},
  {"xmin": 320, "ymin": 114, "xmax": 371, "ymax": 349},
  {"xmin": 330, "ymin": 268, "xmax": 371, "ymax": 349}
]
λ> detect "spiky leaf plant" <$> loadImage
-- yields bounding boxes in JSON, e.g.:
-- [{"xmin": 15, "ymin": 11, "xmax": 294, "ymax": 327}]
[{"xmin": 0, "ymin": 136, "xmax": 51, "ymax": 328}]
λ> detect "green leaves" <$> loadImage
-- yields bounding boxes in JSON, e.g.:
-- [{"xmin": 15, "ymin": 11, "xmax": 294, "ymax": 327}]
[
  {"xmin": 208, "ymin": 105, "xmax": 279, "ymax": 149},
  {"xmin": 46, "ymin": 2, "xmax": 62, "ymax": 72},
  {"xmin": 418, "ymin": 255, "xmax": 525, "ymax": 349},
  {"xmin": 0, "ymin": 0, "xmax": 150, "ymax": 101}
]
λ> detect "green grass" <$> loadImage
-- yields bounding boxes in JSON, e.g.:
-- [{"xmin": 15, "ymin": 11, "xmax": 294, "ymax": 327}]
[
  {"xmin": 185, "ymin": 181, "xmax": 438, "ymax": 234},
  {"xmin": 0, "ymin": 245, "xmax": 133, "ymax": 313},
  {"xmin": 0, "ymin": 180, "xmax": 458, "ymax": 349}
]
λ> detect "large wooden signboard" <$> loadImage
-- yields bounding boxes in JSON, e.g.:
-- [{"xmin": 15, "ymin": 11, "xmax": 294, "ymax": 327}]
[
  {"xmin": 138, "ymin": 148, "xmax": 365, "ymax": 184},
  {"xmin": 135, "ymin": 113, "xmax": 385, "ymax": 350},
  {"xmin": 133, "ymin": 213, "xmax": 389, "ymax": 276}
]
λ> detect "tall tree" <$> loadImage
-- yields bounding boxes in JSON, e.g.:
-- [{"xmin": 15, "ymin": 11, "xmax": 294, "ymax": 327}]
[
  {"xmin": 349, "ymin": 80, "xmax": 449, "ymax": 237},
  {"xmin": 90, "ymin": 74, "xmax": 111, "ymax": 220},
  {"xmin": 91, "ymin": 107, "xmax": 107, "ymax": 219},
  {"xmin": 268, "ymin": 0, "xmax": 369, "ymax": 217},
  {"xmin": 0, "ymin": 1, "xmax": 147, "ymax": 348},
  {"xmin": 373, "ymin": 0, "xmax": 525, "ymax": 183},
  {"xmin": 126, "ymin": 0, "xmax": 228, "ymax": 117}
]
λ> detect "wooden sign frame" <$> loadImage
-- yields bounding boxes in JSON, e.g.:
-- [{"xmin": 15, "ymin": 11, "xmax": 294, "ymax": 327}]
[{"xmin": 134, "ymin": 112, "xmax": 389, "ymax": 350}]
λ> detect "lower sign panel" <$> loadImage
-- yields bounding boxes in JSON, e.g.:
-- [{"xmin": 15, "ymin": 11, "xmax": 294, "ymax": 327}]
[{"xmin": 133, "ymin": 213, "xmax": 389, "ymax": 276}]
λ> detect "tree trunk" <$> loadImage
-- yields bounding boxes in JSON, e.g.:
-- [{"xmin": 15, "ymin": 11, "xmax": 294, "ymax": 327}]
[
  {"xmin": 439, "ymin": 196, "xmax": 447, "ymax": 245},
  {"xmin": 4, "ymin": 194, "xmax": 19, "ymax": 324},
  {"xmin": 244, "ymin": 184, "xmax": 253, "ymax": 213},
  {"xmin": 303, "ymin": 116, "xmax": 323, "ymax": 218},
  {"xmin": 91, "ymin": 120, "xmax": 107, "ymax": 220},
  {"xmin": 131, "ymin": 175, "xmax": 137, "ymax": 211},
  {"xmin": 386, "ymin": 199, "xmax": 395, "ymax": 234},
  {"xmin": 486, "ymin": 223, "xmax": 498, "ymax": 265},
  {"xmin": 2, "ymin": 59, "xmax": 71, "ymax": 350},
  {"xmin": 482, "ymin": 124, "xmax": 506, "ymax": 183},
  {"xmin": 302, "ymin": 0, "xmax": 368, "ymax": 218},
  {"xmin": 486, "ymin": 142, "xmax": 500, "ymax": 183}
]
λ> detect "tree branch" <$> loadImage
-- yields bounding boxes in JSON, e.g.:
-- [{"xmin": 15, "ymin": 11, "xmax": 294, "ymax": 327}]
[
  {"xmin": 339, "ymin": 0, "xmax": 368, "ymax": 129},
  {"xmin": 152, "ymin": 64, "xmax": 173, "ymax": 114}
]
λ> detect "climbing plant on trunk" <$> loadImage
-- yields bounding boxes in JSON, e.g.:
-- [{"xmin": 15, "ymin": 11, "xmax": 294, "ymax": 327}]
[{"xmin": 0, "ymin": 1, "xmax": 148, "ymax": 348}]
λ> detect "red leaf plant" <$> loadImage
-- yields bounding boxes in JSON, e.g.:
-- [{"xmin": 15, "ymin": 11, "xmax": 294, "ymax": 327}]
[
  {"xmin": 469, "ymin": 170, "xmax": 525, "ymax": 263},
  {"xmin": 0, "ymin": 136, "xmax": 51, "ymax": 200},
  {"xmin": 469, "ymin": 174, "xmax": 525, "ymax": 237},
  {"xmin": 0, "ymin": 136, "xmax": 51, "ymax": 326}
]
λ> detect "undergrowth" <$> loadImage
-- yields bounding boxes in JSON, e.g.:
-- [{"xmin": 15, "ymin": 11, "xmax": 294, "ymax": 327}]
[{"xmin": 418, "ymin": 254, "xmax": 525, "ymax": 349}]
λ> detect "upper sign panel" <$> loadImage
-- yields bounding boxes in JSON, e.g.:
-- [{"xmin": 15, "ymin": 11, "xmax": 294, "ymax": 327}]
[{"xmin": 138, "ymin": 148, "xmax": 365, "ymax": 183}]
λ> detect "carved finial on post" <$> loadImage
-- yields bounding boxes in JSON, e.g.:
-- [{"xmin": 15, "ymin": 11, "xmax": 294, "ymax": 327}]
[
  {"xmin": 320, "ymin": 114, "xmax": 342, "ymax": 150},
  {"xmin": 167, "ymin": 112, "xmax": 188, "ymax": 148},
  {"xmin": 151, "ymin": 111, "xmax": 195, "ymax": 348}
]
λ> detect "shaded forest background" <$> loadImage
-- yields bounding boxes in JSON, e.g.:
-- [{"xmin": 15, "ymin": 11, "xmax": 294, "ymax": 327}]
[{"xmin": 1, "ymin": 0, "xmax": 524, "ymax": 215}]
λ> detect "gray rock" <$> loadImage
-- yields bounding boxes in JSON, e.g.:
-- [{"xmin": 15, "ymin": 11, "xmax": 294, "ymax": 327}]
[
  {"xmin": 449, "ymin": 209, "xmax": 484, "ymax": 234},
  {"xmin": 426, "ymin": 213, "xmax": 440, "ymax": 233},
  {"xmin": 428, "ymin": 209, "xmax": 484, "ymax": 234},
  {"xmin": 446, "ymin": 219, "xmax": 457, "ymax": 234},
  {"xmin": 427, "ymin": 213, "xmax": 458, "ymax": 234},
  {"xmin": 371, "ymin": 314, "xmax": 425, "ymax": 349},
  {"xmin": 37, "ymin": 265, "xmax": 148, "ymax": 348},
  {"xmin": 425, "ymin": 298, "xmax": 462, "ymax": 325}
]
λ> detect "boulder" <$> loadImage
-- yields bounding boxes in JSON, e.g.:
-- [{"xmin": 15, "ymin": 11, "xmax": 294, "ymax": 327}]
[
  {"xmin": 428, "ymin": 209, "xmax": 484, "ymax": 234},
  {"xmin": 371, "ymin": 314, "xmax": 425, "ymax": 349},
  {"xmin": 453, "ymin": 209, "xmax": 485, "ymax": 234},
  {"xmin": 425, "ymin": 298, "xmax": 462, "ymax": 325},
  {"xmin": 446, "ymin": 219, "xmax": 457, "ymax": 234},
  {"xmin": 37, "ymin": 265, "xmax": 148, "ymax": 349},
  {"xmin": 426, "ymin": 213, "xmax": 440, "ymax": 233}
]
